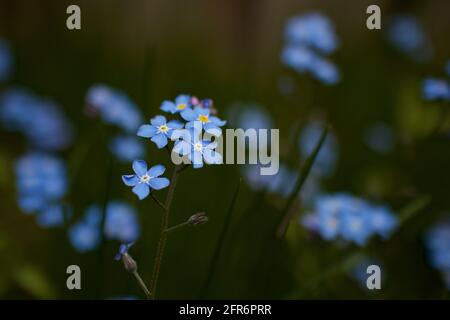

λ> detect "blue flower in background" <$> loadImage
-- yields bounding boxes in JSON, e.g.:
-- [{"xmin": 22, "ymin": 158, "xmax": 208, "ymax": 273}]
[
  {"xmin": 160, "ymin": 94, "xmax": 191, "ymax": 114},
  {"xmin": 180, "ymin": 106, "xmax": 226, "ymax": 136},
  {"xmin": 426, "ymin": 218, "xmax": 450, "ymax": 289},
  {"xmin": 36, "ymin": 204, "xmax": 68, "ymax": 228},
  {"xmin": 137, "ymin": 115, "xmax": 184, "ymax": 148},
  {"xmin": 422, "ymin": 78, "xmax": 450, "ymax": 101},
  {"xmin": 303, "ymin": 193, "xmax": 398, "ymax": 246},
  {"xmin": 172, "ymin": 129, "xmax": 223, "ymax": 169},
  {"xmin": 0, "ymin": 39, "xmax": 13, "ymax": 82},
  {"xmin": 282, "ymin": 12, "xmax": 340, "ymax": 85},
  {"xmin": 68, "ymin": 207, "xmax": 102, "ymax": 252},
  {"xmin": 110, "ymin": 135, "xmax": 144, "ymax": 162},
  {"xmin": 0, "ymin": 88, "xmax": 73, "ymax": 150},
  {"xmin": 364, "ymin": 122, "xmax": 396, "ymax": 154},
  {"xmin": 86, "ymin": 85, "xmax": 143, "ymax": 133},
  {"xmin": 105, "ymin": 201, "xmax": 140, "ymax": 243},
  {"xmin": 122, "ymin": 160, "xmax": 170, "ymax": 200},
  {"xmin": 285, "ymin": 12, "xmax": 339, "ymax": 54},
  {"xmin": 387, "ymin": 14, "xmax": 432, "ymax": 61},
  {"xmin": 299, "ymin": 122, "xmax": 338, "ymax": 178},
  {"xmin": 15, "ymin": 153, "xmax": 68, "ymax": 214}
]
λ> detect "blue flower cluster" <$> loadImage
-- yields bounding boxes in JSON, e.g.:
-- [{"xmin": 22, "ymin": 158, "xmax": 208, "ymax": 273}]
[
  {"xmin": 425, "ymin": 219, "xmax": 450, "ymax": 289},
  {"xmin": 301, "ymin": 193, "xmax": 398, "ymax": 246},
  {"xmin": 387, "ymin": 14, "xmax": 432, "ymax": 62},
  {"xmin": 86, "ymin": 85, "xmax": 144, "ymax": 162},
  {"xmin": 0, "ymin": 88, "xmax": 74, "ymax": 150},
  {"xmin": 422, "ymin": 61, "xmax": 450, "ymax": 102},
  {"xmin": 0, "ymin": 39, "xmax": 13, "ymax": 82},
  {"xmin": 68, "ymin": 201, "xmax": 140, "ymax": 252},
  {"xmin": 281, "ymin": 12, "xmax": 340, "ymax": 85},
  {"xmin": 15, "ymin": 153, "xmax": 69, "ymax": 227}
]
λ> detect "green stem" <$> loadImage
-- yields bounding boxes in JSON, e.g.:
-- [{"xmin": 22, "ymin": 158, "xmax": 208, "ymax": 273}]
[
  {"xmin": 164, "ymin": 221, "xmax": 190, "ymax": 233},
  {"xmin": 150, "ymin": 193, "xmax": 166, "ymax": 210},
  {"xmin": 133, "ymin": 270, "xmax": 151, "ymax": 299},
  {"xmin": 149, "ymin": 165, "xmax": 181, "ymax": 299}
]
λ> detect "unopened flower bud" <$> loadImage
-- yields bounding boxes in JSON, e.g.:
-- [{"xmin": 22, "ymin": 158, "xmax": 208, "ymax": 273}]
[
  {"xmin": 122, "ymin": 253, "xmax": 138, "ymax": 273},
  {"xmin": 187, "ymin": 212, "xmax": 208, "ymax": 226}
]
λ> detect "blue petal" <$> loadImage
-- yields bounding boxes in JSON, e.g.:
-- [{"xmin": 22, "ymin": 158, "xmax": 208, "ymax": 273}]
[
  {"xmin": 175, "ymin": 94, "xmax": 190, "ymax": 105},
  {"xmin": 132, "ymin": 160, "xmax": 148, "ymax": 176},
  {"xmin": 180, "ymin": 108, "xmax": 197, "ymax": 121},
  {"xmin": 210, "ymin": 116, "xmax": 226, "ymax": 126},
  {"xmin": 149, "ymin": 177, "xmax": 170, "ymax": 190},
  {"xmin": 173, "ymin": 140, "xmax": 191, "ymax": 156},
  {"xmin": 132, "ymin": 183, "xmax": 150, "ymax": 200},
  {"xmin": 122, "ymin": 174, "xmax": 139, "ymax": 186},
  {"xmin": 167, "ymin": 120, "xmax": 184, "ymax": 130},
  {"xmin": 151, "ymin": 115, "xmax": 167, "ymax": 126},
  {"xmin": 137, "ymin": 124, "xmax": 157, "ymax": 138},
  {"xmin": 151, "ymin": 133, "xmax": 168, "ymax": 149},
  {"xmin": 196, "ymin": 107, "xmax": 209, "ymax": 116},
  {"xmin": 160, "ymin": 101, "xmax": 175, "ymax": 113},
  {"xmin": 204, "ymin": 150, "xmax": 223, "ymax": 164},
  {"xmin": 148, "ymin": 164, "xmax": 165, "ymax": 177},
  {"xmin": 204, "ymin": 123, "xmax": 222, "ymax": 136}
]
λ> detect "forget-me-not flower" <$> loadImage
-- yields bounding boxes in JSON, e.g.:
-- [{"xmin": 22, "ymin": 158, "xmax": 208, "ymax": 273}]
[
  {"xmin": 105, "ymin": 201, "xmax": 140, "ymax": 243},
  {"xmin": 122, "ymin": 160, "xmax": 170, "ymax": 200},
  {"xmin": 160, "ymin": 94, "xmax": 191, "ymax": 114},
  {"xmin": 137, "ymin": 115, "xmax": 184, "ymax": 149},
  {"xmin": 422, "ymin": 78, "xmax": 450, "ymax": 101},
  {"xmin": 109, "ymin": 135, "xmax": 145, "ymax": 162},
  {"xmin": 426, "ymin": 218, "xmax": 450, "ymax": 289},
  {"xmin": 68, "ymin": 207, "xmax": 102, "ymax": 252},
  {"xmin": 180, "ymin": 106, "xmax": 226, "ymax": 136}
]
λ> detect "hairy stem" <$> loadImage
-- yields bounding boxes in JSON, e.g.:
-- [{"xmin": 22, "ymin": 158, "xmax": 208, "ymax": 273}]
[
  {"xmin": 164, "ymin": 221, "xmax": 190, "ymax": 233},
  {"xmin": 133, "ymin": 270, "xmax": 151, "ymax": 299},
  {"xmin": 149, "ymin": 165, "xmax": 181, "ymax": 299}
]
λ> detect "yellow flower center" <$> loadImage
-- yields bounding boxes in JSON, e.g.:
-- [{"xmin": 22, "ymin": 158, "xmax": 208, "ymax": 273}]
[
  {"xmin": 140, "ymin": 174, "xmax": 151, "ymax": 183},
  {"xmin": 198, "ymin": 114, "xmax": 209, "ymax": 123},
  {"xmin": 158, "ymin": 124, "xmax": 169, "ymax": 133},
  {"xmin": 176, "ymin": 103, "xmax": 187, "ymax": 110}
]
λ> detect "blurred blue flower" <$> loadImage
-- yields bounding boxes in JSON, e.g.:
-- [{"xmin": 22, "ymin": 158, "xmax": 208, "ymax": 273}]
[
  {"xmin": 86, "ymin": 85, "xmax": 142, "ymax": 133},
  {"xmin": 426, "ymin": 219, "xmax": 450, "ymax": 270},
  {"xmin": 36, "ymin": 204, "xmax": 68, "ymax": 228},
  {"xmin": 110, "ymin": 135, "xmax": 144, "ymax": 162},
  {"xmin": 364, "ymin": 122, "xmax": 395, "ymax": 154},
  {"xmin": 282, "ymin": 12, "xmax": 340, "ymax": 85},
  {"xmin": 15, "ymin": 153, "xmax": 68, "ymax": 214},
  {"xmin": 0, "ymin": 88, "xmax": 73, "ymax": 150},
  {"xmin": 0, "ymin": 39, "xmax": 13, "ymax": 82},
  {"xmin": 122, "ymin": 160, "xmax": 170, "ymax": 200},
  {"xmin": 160, "ymin": 94, "xmax": 191, "ymax": 114},
  {"xmin": 304, "ymin": 193, "xmax": 398, "ymax": 246},
  {"xmin": 284, "ymin": 12, "xmax": 339, "ymax": 54},
  {"xmin": 180, "ymin": 106, "xmax": 226, "ymax": 136},
  {"xmin": 172, "ymin": 129, "xmax": 223, "ymax": 169},
  {"xmin": 68, "ymin": 206, "xmax": 102, "ymax": 252},
  {"xmin": 299, "ymin": 122, "xmax": 338, "ymax": 178},
  {"xmin": 137, "ymin": 115, "xmax": 184, "ymax": 149},
  {"xmin": 422, "ymin": 78, "xmax": 450, "ymax": 101},
  {"xmin": 105, "ymin": 201, "xmax": 140, "ymax": 243},
  {"xmin": 387, "ymin": 14, "xmax": 432, "ymax": 61}
]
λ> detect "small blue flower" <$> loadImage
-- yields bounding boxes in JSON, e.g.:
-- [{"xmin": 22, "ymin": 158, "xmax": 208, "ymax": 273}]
[
  {"xmin": 122, "ymin": 160, "xmax": 170, "ymax": 200},
  {"xmin": 285, "ymin": 12, "xmax": 339, "ymax": 54},
  {"xmin": 370, "ymin": 205, "xmax": 398, "ymax": 239},
  {"xmin": 180, "ymin": 106, "xmax": 226, "ymax": 136},
  {"xmin": 15, "ymin": 153, "xmax": 68, "ymax": 214},
  {"xmin": 309, "ymin": 56, "xmax": 340, "ymax": 85},
  {"xmin": 115, "ymin": 243, "xmax": 133, "ymax": 261},
  {"xmin": 281, "ymin": 45, "xmax": 317, "ymax": 72},
  {"xmin": 172, "ymin": 129, "xmax": 223, "ymax": 169},
  {"xmin": 36, "ymin": 204, "xmax": 68, "ymax": 228},
  {"xmin": 86, "ymin": 85, "xmax": 143, "ymax": 133},
  {"xmin": 0, "ymin": 39, "xmax": 13, "ymax": 82},
  {"xmin": 105, "ymin": 201, "xmax": 140, "ymax": 243},
  {"xmin": 387, "ymin": 14, "xmax": 432, "ymax": 61},
  {"xmin": 422, "ymin": 78, "xmax": 450, "ymax": 101},
  {"xmin": 160, "ymin": 94, "xmax": 191, "ymax": 114},
  {"xmin": 137, "ymin": 115, "xmax": 184, "ymax": 149},
  {"xmin": 68, "ymin": 207, "xmax": 102, "ymax": 253},
  {"xmin": 340, "ymin": 204, "xmax": 373, "ymax": 246},
  {"xmin": 110, "ymin": 135, "xmax": 145, "ymax": 162}
]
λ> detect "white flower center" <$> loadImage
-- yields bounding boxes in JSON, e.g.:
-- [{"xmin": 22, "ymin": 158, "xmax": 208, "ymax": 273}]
[
  {"xmin": 193, "ymin": 142, "xmax": 203, "ymax": 152},
  {"xmin": 140, "ymin": 174, "xmax": 151, "ymax": 183}
]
